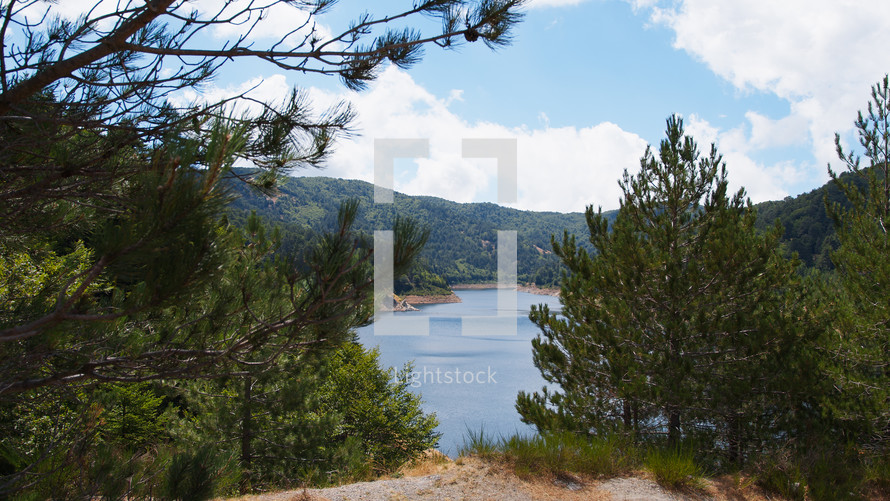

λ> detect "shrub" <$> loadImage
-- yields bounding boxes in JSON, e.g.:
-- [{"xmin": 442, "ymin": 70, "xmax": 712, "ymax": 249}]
[
  {"xmin": 644, "ymin": 446, "xmax": 703, "ymax": 491},
  {"xmin": 460, "ymin": 430, "xmax": 635, "ymax": 479}
]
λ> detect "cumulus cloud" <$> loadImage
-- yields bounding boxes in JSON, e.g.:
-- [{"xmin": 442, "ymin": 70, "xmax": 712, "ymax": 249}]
[
  {"xmin": 684, "ymin": 114, "xmax": 805, "ymax": 202},
  {"xmin": 636, "ymin": 0, "xmax": 890, "ymax": 185},
  {"xmin": 170, "ymin": 74, "xmax": 294, "ymax": 116},
  {"xmin": 23, "ymin": 1, "xmax": 332, "ymax": 50},
  {"xmin": 192, "ymin": 65, "xmax": 803, "ymax": 210},
  {"xmin": 744, "ymin": 111, "xmax": 809, "ymax": 151},
  {"xmin": 527, "ymin": 0, "xmax": 591, "ymax": 8},
  {"xmin": 191, "ymin": 0, "xmax": 332, "ymax": 46},
  {"xmin": 304, "ymin": 66, "xmax": 648, "ymax": 212},
  {"xmin": 21, "ymin": 1, "xmax": 116, "ymax": 19}
]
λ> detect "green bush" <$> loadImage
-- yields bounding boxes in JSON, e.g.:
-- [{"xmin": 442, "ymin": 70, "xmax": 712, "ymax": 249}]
[
  {"xmin": 460, "ymin": 431, "xmax": 635, "ymax": 479},
  {"xmin": 458, "ymin": 427, "xmax": 501, "ymax": 459},
  {"xmin": 644, "ymin": 446, "xmax": 703, "ymax": 491},
  {"xmin": 320, "ymin": 341, "xmax": 441, "ymax": 474},
  {"xmin": 162, "ymin": 445, "xmax": 233, "ymax": 501}
]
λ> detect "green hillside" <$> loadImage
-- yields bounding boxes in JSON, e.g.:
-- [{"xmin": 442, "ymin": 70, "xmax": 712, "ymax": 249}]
[
  {"xmin": 227, "ymin": 173, "xmax": 853, "ymax": 287},
  {"xmin": 226, "ymin": 175, "xmax": 606, "ymax": 287},
  {"xmin": 753, "ymin": 171, "xmax": 864, "ymax": 269}
]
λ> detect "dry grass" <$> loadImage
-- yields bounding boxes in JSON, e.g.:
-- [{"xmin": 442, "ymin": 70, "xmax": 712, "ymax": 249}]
[
  {"xmin": 392, "ymin": 449, "xmax": 452, "ymax": 478},
  {"xmin": 219, "ymin": 488, "xmax": 325, "ymax": 501},
  {"xmin": 222, "ymin": 451, "xmax": 789, "ymax": 501},
  {"xmin": 704, "ymin": 474, "xmax": 779, "ymax": 501}
]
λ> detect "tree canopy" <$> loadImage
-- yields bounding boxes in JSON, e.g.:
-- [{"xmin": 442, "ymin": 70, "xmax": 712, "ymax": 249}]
[
  {"xmin": 518, "ymin": 116, "xmax": 807, "ymax": 464},
  {"xmin": 823, "ymin": 75, "xmax": 890, "ymax": 441},
  {"xmin": 0, "ymin": 2, "xmax": 524, "ymax": 495},
  {"xmin": 0, "ymin": 0, "xmax": 525, "ymax": 397}
]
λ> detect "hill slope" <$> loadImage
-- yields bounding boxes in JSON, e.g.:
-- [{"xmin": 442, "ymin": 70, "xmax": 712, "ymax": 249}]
[
  {"xmin": 753, "ymin": 172, "xmax": 863, "ymax": 269},
  {"xmin": 227, "ymin": 173, "xmax": 853, "ymax": 285},
  {"xmin": 227, "ymin": 176, "xmax": 607, "ymax": 286}
]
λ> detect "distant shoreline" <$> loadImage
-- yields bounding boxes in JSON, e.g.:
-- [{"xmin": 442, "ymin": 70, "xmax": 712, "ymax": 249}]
[
  {"xmin": 399, "ymin": 284, "xmax": 561, "ymax": 308},
  {"xmin": 450, "ymin": 283, "xmax": 560, "ymax": 297},
  {"xmin": 401, "ymin": 293, "xmax": 462, "ymax": 305}
]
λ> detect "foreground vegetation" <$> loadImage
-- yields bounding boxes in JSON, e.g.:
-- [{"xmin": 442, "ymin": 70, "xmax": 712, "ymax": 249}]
[
  {"xmin": 0, "ymin": 1, "xmax": 523, "ymax": 498},
  {"xmin": 514, "ymin": 82, "xmax": 890, "ymax": 501},
  {"xmin": 460, "ymin": 431, "xmax": 890, "ymax": 499},
  {"xmin": 2, "ymin": 1, "xmax": 890, "ymax": 499}
]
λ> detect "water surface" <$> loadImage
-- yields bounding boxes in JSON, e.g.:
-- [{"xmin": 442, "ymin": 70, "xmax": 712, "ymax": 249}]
[{"xmin": 357, "ymin": 289, "xmax": 561, "ymax": 456}]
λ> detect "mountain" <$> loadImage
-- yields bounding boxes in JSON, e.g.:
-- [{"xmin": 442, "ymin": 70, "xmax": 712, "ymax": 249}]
[
  {"xmin": 225, "ymin": 175, "xmax": 609, "ymax": 287},
  {"xmin": 753, "ymin": 171, "xmax": 863, "ymax": 270},
  {"xmin": 227, "ymin": 173, "xmax": 854, "ymax": 287}
]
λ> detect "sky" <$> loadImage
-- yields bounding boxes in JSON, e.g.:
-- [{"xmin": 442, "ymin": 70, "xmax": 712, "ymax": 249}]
[{"xmin": 36, "ymin": 0, "xmax": 890, "ymax": 213}]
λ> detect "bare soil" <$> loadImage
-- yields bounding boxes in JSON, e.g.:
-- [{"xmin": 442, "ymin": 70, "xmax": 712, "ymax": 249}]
[
  {"xmin": 401, "ymin": 293, "xmax": 462, "ymax": 304},
  {"xmin": 224, "ymin": 454, "xmax": 778, "ymax": 501}
]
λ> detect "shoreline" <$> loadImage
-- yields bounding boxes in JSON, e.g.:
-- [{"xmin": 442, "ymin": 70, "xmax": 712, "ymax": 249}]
[
  {"xmin": 398, "ymin": 284, "xmax": 561, "ymax": 309},
  {"xmin": 450, "ymin": 283, "xmax": 560, "ymax": 297},
  {"xmin": 401, "ymin": 293, "xmax": 462, "ymax": 305}
]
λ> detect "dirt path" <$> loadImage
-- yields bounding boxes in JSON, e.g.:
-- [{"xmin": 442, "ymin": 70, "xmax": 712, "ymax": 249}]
[{"xmin": 225, "ymin": 456, "xmax": 774, "ymax": 501}]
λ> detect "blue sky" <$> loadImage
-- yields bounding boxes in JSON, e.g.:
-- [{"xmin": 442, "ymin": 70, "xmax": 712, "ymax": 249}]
[
  {"xmin": 294, "ymin": 0, "xmax": 890, "ymax": 212},
  {"xmin": 40, "ymin": 1, "xmax": 890, "ymax": 212}
]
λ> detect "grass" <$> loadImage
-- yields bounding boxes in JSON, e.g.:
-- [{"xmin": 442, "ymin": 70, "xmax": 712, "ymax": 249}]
[
  {"xmin": 459, "ymin": 430, "xmax": 715, "ymax": 493},
  {"xmin": 503, "ymin": 432, "xmax": 633, "ymax": 479},
  {"xmin": 458, "ymin": 427, "xmax": 501, "ymax": 459},
  {"xmin": 459, "ymin": 430, "xmax": 636, "ymax": 481},
  {"xmin": 459, "ymin": 429, "xmax": 890, "ymax": 500},
  {"xmin": 644, "ymin": 446, "xmax": 704, "ymax": 490}
]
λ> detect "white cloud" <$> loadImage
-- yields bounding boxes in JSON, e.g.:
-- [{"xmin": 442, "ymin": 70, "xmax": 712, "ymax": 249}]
[
  {"xmin": 22, "ymin": 1, "xmax": 117, "ymax": 19},
  {"xmin": 198, "ymin": 66, "xmax": 798, "ymax": 210},
  {"xmin": 303, "ymin": 66, "xmax": 649, "ymax": 212},
  {"xmin": 20, "ymin": 0, "xmax": 120, "ymax": 31},
  {"xmin": 527, "ymin": 0, "xmax": 591, "ymax": 8},
  {"xmin": 637, "ymin": 0, "xmax": 890, "ymax": 184},
  {"xmin": 744, "ymin": 111, "xmax": 808, "ymax": 151},
  {"xmin": 171, "ymin": 74, "xmax": 293, "ymax": 116},
  {"xmin": 191, "ymin": 0, "xmax": 333, "ymax": 48},
  {"xmin": 25, "ymin": 1, "xmax": 333, "ymax": 50},
  {"xmin": 684, "ymin": 114, "xmax": 806, "ymax": 202}
]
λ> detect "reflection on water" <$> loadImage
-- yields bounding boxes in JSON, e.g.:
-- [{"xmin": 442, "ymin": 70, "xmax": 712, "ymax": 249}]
[{"xmin": 357, "ymin": 289, "xmax": 561, "ymax": 457}]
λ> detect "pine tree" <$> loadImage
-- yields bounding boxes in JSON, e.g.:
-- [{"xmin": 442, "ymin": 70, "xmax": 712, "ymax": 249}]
[
  {"xmin": 0, "ymin": 0, "xmax": 524, "ymax": 398},
  {"xmin": 825, "ymin": 76, "xmax": 890, "ymax": 443},
  {"xmin": 0, "ymin": 2, "xmax": 523, "ymax": 494},
  {"xmin": 518, "ymin": 116, "xmax": 803, "ymax": 463}
]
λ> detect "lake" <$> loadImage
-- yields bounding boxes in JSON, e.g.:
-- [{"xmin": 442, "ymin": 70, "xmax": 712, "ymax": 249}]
[{"xmin": 357, "ymin": 288, "xmax": 562, "ymax": 457}]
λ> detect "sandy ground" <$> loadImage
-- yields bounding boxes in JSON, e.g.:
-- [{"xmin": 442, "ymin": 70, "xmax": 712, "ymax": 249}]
[
  {"xmin": 401, "ymin": 293, "xmax": 462, "ymax": 304},
  {"xmin": 224, "ymin": 454, "xmax": 777, "ymax": 501}
]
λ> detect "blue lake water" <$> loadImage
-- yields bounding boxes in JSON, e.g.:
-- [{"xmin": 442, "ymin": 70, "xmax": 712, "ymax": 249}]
[{"xmin": 357, "ymin": 289, "xmax": 562, "ymax": 457}]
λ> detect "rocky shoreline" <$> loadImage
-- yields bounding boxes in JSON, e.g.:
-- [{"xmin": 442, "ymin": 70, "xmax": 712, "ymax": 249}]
[
  {"xmin": 389, "ymin": 284, "xmax": 560, "ymax": 311},
  {"xmin": 517, "ymin": 284, "xmax": 560, "ymax": 297},
  {"xmin": 401, "ymin": 293, "xmax": 462, "ymax": 305},
  {"xmin": 451, "ymin": 283, "xmax": 560, "ymax": 297}
]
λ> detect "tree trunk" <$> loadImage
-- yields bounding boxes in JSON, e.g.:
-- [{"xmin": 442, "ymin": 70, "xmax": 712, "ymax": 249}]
[
  {"xmin": 633, "ymin": 401, "xmax": 639, "ymax": 436},
  {"xmin": 240, "ymin": 376, "xmax": 253, "ymax": 494},
  {"xmin": 727, "ymin": 414, "xmax": 744, "ymax": 466},
  {"xmin": 668, "ymin": 408, "xmax": 681, "ymax": 447},
  {"xmin": 623, "ymin": 399, "xmax": 632, "ymax": 431}
]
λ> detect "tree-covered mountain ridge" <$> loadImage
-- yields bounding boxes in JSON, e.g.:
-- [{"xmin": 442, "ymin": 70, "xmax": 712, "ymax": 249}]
[
  {"xmin": 228, "ymin": 173, "xmax": 846, "ymax": 287},
  {"xmin": 227, "ymin": 175, "xmax": 601, "ymax": 287}
]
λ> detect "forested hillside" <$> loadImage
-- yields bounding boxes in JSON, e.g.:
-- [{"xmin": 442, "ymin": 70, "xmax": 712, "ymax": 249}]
[
  {"xmin": 229, "ymin": 173, "xmax": 850, "ymax": 284},
  {"xmin": 753, "ymin": 171, "xmax": 865, "ymax": 269},
  {"xmin": 226, "ymin": 175, "xmax": 605, "ymax": 286}
]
